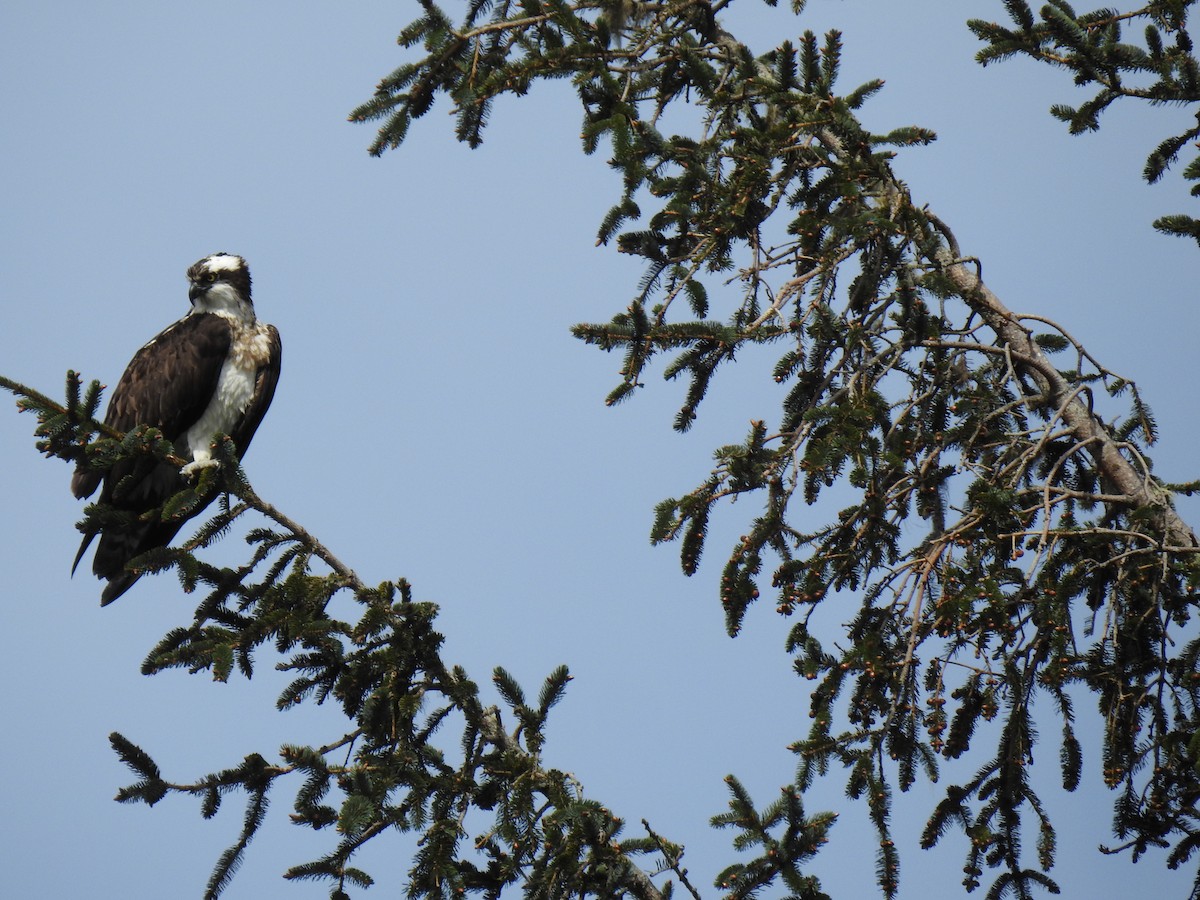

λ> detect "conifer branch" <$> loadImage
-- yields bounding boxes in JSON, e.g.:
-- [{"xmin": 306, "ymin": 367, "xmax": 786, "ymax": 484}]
[
  {"xmin": 931, "ymin": 244, "xmax": 1196, "ymax": 550},
  {"xmin": 0, "ymin": 372, "xmax": 190, "ymax": 466},
  {"xmin": 237, "ymin": 482, "xmax": 362, "ymax": 587},
  {"xmin": 970, "ymin": 2, "xmax": 1200, "ymax": 242},
  {"xmin": 6, "ymin": 357, "xmax": 679, "ymax": 898},
  {"xmin": 642, "ymin": 819, "xmax": 704, "ymax": 900},
  {"xmin": 0, "ymin": 374, "xmax": 71, "ymax": 420},
  {"xmin": 350, "ymin": 3, "xmax": 1200, "ymax": 895}
]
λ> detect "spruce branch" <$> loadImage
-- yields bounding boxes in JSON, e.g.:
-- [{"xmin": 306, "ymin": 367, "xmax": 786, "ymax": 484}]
[
  {"xmin": 929, "ymin": 241, "xmax": 1196, "ymax": 550},
  {"xmin": 642, "ymin": 819, "xmax": 704, "ymax": 900},
  {"xmin": 353, "ymin": 3, "xmax": 1200, "ymax": 896},
  {"xmin": 5, "ymin": 359, "xmax": 684, "ymax": 899},
  {"xmin": 100, "ymin": 425, "xmax": 671, "ymax": 897},
  {"xmin": 237, "ymin": 480, "xmax": 362, "ymax": 587},
  {"xmin": 969, "ymin": 2, "xmax": 1200, "ymax": 242},
  {"xmin": 0, "ymin": 371, "xmax": 191, "ymax": 467}
]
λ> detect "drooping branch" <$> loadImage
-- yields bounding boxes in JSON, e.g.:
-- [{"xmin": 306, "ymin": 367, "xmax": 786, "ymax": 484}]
[
  {"xmin": 2, "ymin": 369, "xmax": 692, "ymax": 900},
  {"xmin": 351, "ymin": 4, "xmax": 1200, "ymax": 895},
  {"xmin": 933, "ymin": 245, "xmax": 1196, "ymax": 550}
]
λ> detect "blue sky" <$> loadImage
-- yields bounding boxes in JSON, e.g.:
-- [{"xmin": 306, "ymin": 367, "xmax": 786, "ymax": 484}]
[{"xmin": 1, "ymin": 2, "xmax": 1197, "ymax": 898}]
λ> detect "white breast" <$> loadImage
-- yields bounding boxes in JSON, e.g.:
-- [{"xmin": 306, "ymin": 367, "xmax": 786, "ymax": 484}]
[{"xmin": 183, "ymin": 322, "xmax": 273, "ymax": 462}]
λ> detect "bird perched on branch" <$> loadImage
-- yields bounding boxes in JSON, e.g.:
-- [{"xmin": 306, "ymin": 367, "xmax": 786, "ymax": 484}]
[{"xmin": 71, "ymin": 252, "xmax": 282, "ymax": 604}]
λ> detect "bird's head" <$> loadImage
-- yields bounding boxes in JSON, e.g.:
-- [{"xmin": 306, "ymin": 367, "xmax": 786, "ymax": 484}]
[{"xmin": 186, "ymin": 252, "xmax": 253, "ymax": 318}]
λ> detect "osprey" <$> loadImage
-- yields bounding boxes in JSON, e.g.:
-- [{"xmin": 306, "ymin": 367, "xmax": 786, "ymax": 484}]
[{"xmin": 71, "ymin": 252, "xmax": 282, "ymax": 605}]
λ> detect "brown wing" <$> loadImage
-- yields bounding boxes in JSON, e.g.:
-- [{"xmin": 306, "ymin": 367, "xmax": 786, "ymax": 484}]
[
  {"xmin": 228, "ymin": 324, "xmax": 282, "ymax": 458},
  {"xmin": 103, "ymin": 313, "xmax": 233, "ymax": 439},
  {"xmin": 70, "ymin": 314, "xmax": 236, "ymax": 604},
  {"xmin": 71, "ymin": 314, "xmax": 233, "ymax": 500}
]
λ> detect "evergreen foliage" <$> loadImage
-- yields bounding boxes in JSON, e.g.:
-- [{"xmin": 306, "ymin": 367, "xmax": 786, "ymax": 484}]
[
  {"xmin": 9, "ymin": 373, "xmax": 707, "ymax": 900},
  {"xmin": 6, "ymin": 2, "xmax": 1200, "ymax": 899},
  {"xmin": 349, "ymin": 1, "xmax": 1200, "ymax": 897},
  {"xmin": 968, "ymin": 0, "xmax": 1200, "ymax": 244}
]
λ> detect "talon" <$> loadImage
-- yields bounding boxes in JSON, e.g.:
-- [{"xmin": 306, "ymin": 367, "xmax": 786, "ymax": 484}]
[{"xmin": 180, "ymin": 459, "xmax": 220, "ymax": 479}]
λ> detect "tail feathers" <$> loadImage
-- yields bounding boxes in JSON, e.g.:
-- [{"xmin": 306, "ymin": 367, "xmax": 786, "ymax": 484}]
[
  {"xmin": 71, "ymin": 466, "xmax": 102, "ymax": 500},
  {"xmin": 73, "ymin": 460, "xmax": 185, "ymax": 604},
  {"xmin": 101, "ymin": 571, "xmax": 143, "ymax": 606},
  {"xmin": 71, "ymin": 530, "xmax": 97, "ymax": 576},
  {"xmin": 72, "ymin": 460, "xmax": 219, "ymax": 605},
  {"xmin": 89, "ymin": 519, "xmax": 184, "ymax": 606}
]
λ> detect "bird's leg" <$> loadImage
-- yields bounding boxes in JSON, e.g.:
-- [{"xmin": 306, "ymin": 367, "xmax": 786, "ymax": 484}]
[{"xmin": 180, "ymin": 450, "xmax": 221, "ymax": 479}]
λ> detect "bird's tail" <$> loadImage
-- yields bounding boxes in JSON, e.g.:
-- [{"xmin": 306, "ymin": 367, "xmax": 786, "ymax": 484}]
[
  {"xmin": 71, "ymin": 467, "xmax": 102, "ymax": 500},
  {"xmin": 101, "ymin": 571, "xmax": 142, "ymax": 606},
  {"xmin": 71, "ymin": 530, "xmax": 97, "ymax": 576}
]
